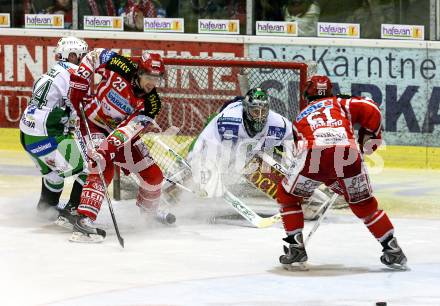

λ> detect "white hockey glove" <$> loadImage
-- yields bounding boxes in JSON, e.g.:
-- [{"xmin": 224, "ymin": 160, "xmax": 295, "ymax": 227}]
[{"xmin": 64, "ymin": 99, "xmax": 80, "ymax": 134}]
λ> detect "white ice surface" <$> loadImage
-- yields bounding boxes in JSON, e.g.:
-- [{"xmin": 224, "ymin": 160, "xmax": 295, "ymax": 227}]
[{"xmin": 1, "ymin": 188, "xmax": 440, "ymax": 306}]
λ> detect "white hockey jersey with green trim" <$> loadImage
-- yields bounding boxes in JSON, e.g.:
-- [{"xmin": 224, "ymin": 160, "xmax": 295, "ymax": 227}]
[{"xmin": 20, "ymin": 61, "xmax": 78, "ymax": 136}]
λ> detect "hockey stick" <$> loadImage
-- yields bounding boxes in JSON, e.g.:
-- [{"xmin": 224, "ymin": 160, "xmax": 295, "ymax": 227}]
[
  {"xmin": 151, "ymin": 136, "xmax": 280, "ymax": 228},
  {"xmin": 223, "ymin": 190, "xmax": 281, "ymax": 228},
  {"xmin": 304, "ymin": 193, "xmax": 338, "ymax": 247},
  {"xmin": 78, "ymin": 103, "xmax": 124, "ymax": 248},
  {"xmin": 152, "ymin": 135, "xmax": 192, "ymax": 170},
  {"xmin": 164, "ymin": 177, "xmax": 207, "ymax": 197},
  {"xmin": 164, "ymin": 176, "xmax": 280, "ymax": 228}
]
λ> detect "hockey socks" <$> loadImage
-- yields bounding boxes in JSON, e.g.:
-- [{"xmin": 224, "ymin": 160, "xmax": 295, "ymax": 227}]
[
  {"xmin": 37, "ymin": 178, "xmax": 62, "ymax": 213},
  {"xmin": 77, "ymin": 175, "xmax": 105, "ymax": 221}
]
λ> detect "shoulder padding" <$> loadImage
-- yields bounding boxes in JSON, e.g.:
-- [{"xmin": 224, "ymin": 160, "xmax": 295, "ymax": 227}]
[{"xmin": 105, "ymin": 55, "xmax": 137, "ymax": 82}]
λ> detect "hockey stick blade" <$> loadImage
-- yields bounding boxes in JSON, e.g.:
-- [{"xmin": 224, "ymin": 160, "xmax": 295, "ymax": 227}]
[{"xmin": 223, "ymin": 191, "xmax": 280, "ymax": 228}]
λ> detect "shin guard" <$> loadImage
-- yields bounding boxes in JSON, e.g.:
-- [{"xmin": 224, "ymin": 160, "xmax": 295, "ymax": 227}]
[
  {"xmin": 135, "ymin": 164, "xmax": 163, "ymax": 213},
  {"xmin": 350, "ymin": 197, "xmax": 394, "ymax": 242},
  {"xmin": 277, "ymin": 183, "xmax": 304, "ymax": 234},
  {"xmin": 78, "ymin": 175, "xmax": 104, "ymax": 221}
]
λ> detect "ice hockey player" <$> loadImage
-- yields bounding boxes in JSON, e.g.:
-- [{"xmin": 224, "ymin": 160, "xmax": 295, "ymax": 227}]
[
  {"xmin": 276, "ymin": 75, "xmax": 407, "ymax": 270},
  {"xmin": 19, "ymin": 36, "xmax": 89, "ymax": 224},
  {"xmin": 68, "ymin": 49, "xmax": 174, "ymax": 242},
  {"xmin": 186, "ymin": 87, "xmax": 293, "ymax": 198}
]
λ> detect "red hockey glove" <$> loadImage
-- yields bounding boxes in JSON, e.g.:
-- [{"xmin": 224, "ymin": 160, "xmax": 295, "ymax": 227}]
[
  {"xmin": 69, "ymin": 74, "xmax": 89, "ymax": 111},
  {"xmin": 87, "ymin": 138, "xmax": 117, "ymax": 174}
]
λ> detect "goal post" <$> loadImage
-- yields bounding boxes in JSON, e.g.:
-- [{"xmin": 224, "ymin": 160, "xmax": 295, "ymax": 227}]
[{"xmin": 112, "ymin": 56, "xmax": 317, "ymax": 200}]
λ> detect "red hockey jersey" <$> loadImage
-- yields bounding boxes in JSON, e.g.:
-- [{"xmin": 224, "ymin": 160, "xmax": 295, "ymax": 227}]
[
  {"xmin": 293, "ymin": 96, "xmax": 382, "ymax": 151},
  {"xmin": 75, "ymin": 49, "xmax": 148, "ymax": 133}
]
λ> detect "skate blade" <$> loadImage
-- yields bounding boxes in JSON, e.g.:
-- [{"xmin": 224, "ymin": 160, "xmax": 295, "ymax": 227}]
[
  {"xmin": 282, "ymin": 262, "xmax": 309, "ymax": 271},
  {"xmin": 384, "ymin": 263, "xmax": 410, "ymax": 271},
  {"xmin": 54, "ymin": 216, "xmax": 74, "ymax": 230},
  {"xmin": 69, "ymin": 231, "xmax": 105, "ymax": 243}
]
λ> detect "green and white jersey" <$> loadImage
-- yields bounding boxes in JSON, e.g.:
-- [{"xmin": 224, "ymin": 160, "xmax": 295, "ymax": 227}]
[{"xmin": 20, "ymin": 61, "xmax": 78, "ymax": 136}]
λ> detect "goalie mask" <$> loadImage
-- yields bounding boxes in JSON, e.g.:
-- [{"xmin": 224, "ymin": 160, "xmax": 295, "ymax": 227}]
[
  {"xmin": 55, "ymin": 36, "xmax": 88, "ymax": 64},
  {"xmin": 134, "ymin": 51, "xmax": 165, "ymax": 97},
  {"xmin": 303, "ymin": 75, "xmax": 333, "ymax": 104},
  {"xmin": 242, "ymin": 88, "xmax": 270, "ymax": 137}
]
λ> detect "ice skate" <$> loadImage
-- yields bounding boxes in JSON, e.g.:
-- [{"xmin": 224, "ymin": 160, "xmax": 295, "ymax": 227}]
[
  {"xmin": 69, "ymin": 216, "xmax": 106, "ymax": 243},
  {"xmin": 380, "ymin": 237, "xmax": 408, "ymax": 270},
  {"xmin": 54, "ymin": 202, "xmax": 79, "ymax": 230},
  {"xmin": 279, "ymin": 232, "xmax": 308, "ymax": 271}
]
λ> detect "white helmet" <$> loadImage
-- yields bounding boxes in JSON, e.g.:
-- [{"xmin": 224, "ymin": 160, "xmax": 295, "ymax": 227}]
[{"xmin": 55, "ymin": 36, "xmax": 88, "ymax": 61}]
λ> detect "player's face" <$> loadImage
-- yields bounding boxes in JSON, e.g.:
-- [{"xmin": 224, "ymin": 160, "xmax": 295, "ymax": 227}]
[
  {"xmin": 67, "ymin": 52, "xmax": 86, "ymax": 65},
  {"xmin": 137, "ymin": 74, "xmax": 161, "ymax": 94},
  {"xmin": 247, "ymin": 102, "xmax": 269, "ymax": 123}
]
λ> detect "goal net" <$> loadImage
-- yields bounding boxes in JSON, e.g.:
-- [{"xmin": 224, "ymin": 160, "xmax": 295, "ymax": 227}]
[{"xmin": 113, "ymin": 56, "xmax": 317, "ymax": 200}]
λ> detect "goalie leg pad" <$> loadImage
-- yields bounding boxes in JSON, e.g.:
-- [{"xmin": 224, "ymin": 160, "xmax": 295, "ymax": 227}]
[
  {"xmin": 77, "ymin": 174, "xmax": 105, "ymax": 221},
  {"xmin": 277, "ymin": 183, "xmax": 304, "ymax": 234}
]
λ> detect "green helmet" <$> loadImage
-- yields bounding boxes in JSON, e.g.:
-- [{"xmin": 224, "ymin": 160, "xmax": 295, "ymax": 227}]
[{"xmin": 242, "ymin": 87, "xmax": 269, "ymax": 136}]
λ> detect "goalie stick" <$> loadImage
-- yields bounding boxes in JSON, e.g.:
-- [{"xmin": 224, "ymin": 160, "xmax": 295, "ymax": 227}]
[
  {"xmin": 223, "ymin": 190, "xmax": 281, "ymax": 228},
  {"xmin": 78, "ymin": 103, "xmax": 124, "ymax": 248},
  {"xmin": 164, "ymin": 175, "xmax": 280, "ymax": 228},
  {"xmin": 151, "ymin": 137, "xmax": 281, "ymax": 228}
]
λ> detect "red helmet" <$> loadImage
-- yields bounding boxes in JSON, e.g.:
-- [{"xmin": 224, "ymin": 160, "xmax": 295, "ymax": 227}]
[
  {"xmin": 303, "ymin": 75, "xmax": 333, "ymax": 103},
  {"xmin": 138, "ymin": 51, "xmax": 165, "ymax": 76}
]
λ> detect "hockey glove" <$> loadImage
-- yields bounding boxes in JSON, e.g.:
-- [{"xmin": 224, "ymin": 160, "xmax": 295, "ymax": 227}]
[
  {"xmin": 87, "ymin": 142, "xmax": 116, "ymax": 174},
  {"xmin": 358, "ymin": 127, "xmax": 380, "ymax": 155},
  {"xmin": 69, "ymin": 74, "xmax": 89, "ymax": 112},
  {"xmin": 64, "ymin": 100, "xmax": 80, "ymax": 133},
  {"xmin": 273, "ymin": 145, "xmax": 284, "ymax": 162}
]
